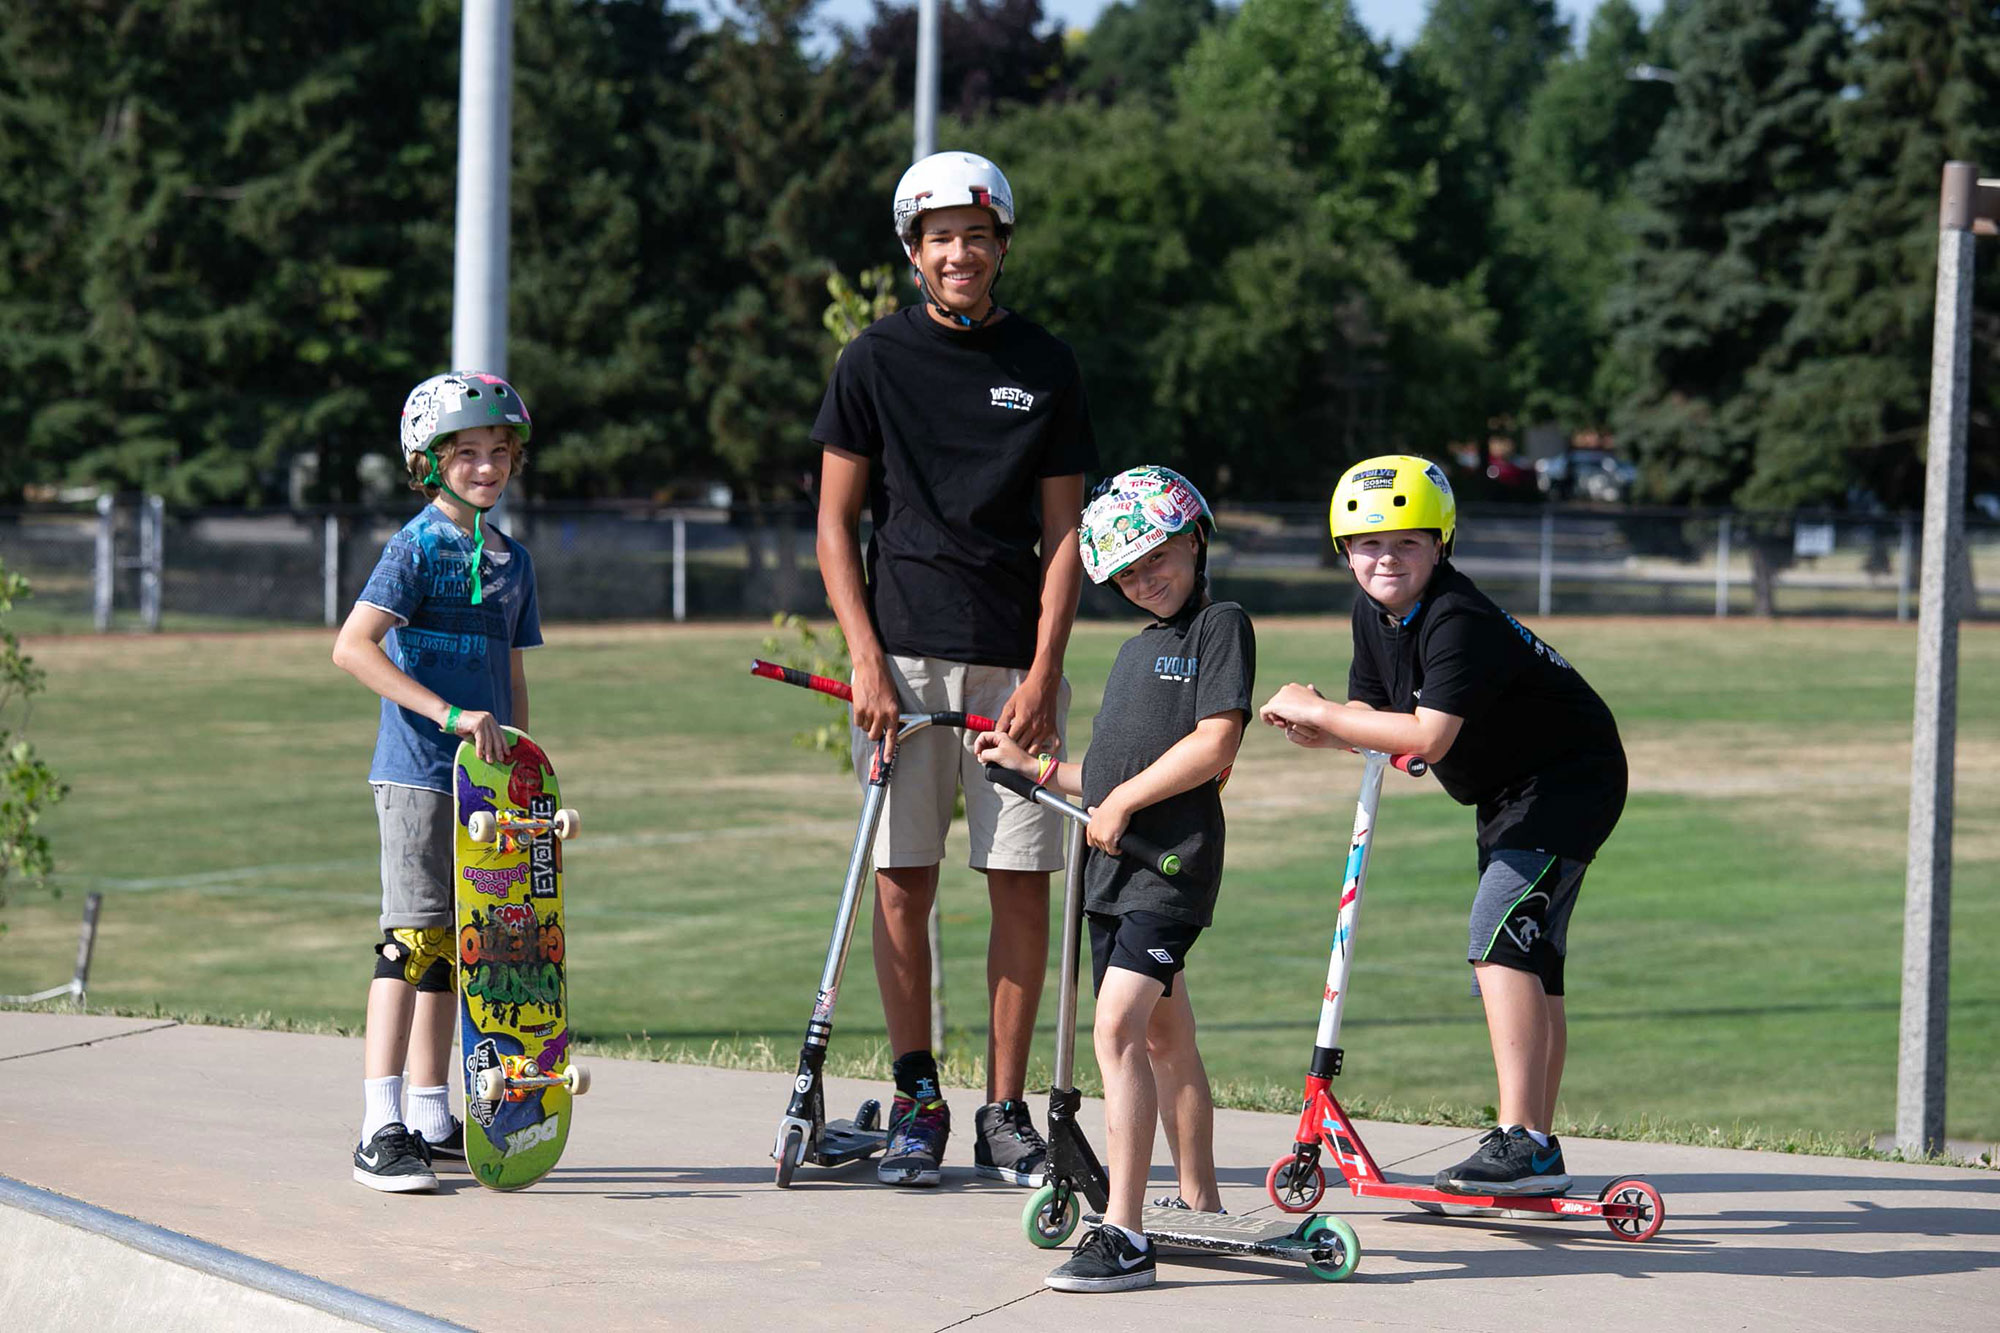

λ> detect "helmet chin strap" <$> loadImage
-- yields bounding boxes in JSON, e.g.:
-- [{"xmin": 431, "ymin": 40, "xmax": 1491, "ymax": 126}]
[
  {"xmin": 424, "ymin": 449, "xmax": 492, "ymax": 606},
  {"xmin": 910, "ymin": 251, "xmax": 1006, "ymax": 330}
]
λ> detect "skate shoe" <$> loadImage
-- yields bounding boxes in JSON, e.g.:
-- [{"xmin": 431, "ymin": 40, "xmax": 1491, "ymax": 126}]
[
  {"xmin": 973, "ymin": 1099, "xmax": 1049, "ymax": 1186},
  {"xmin": 423, "ymin": 1116, "xmax": 465, "ymax": 1161},
  {"xmin": 1045, "ymin": 1224, "xmax": 1156, "ymax": 1293},
  {"xmin": 352, "ymin": 1122, "xmax": 438, "ymax": 1193},
  {"xmin": 1434, "ymin": 1127, "xmax": 1570, "ymax": 1196},
  {"xmin": 877, "ymin": 1093, "xmax": 950, "ymax": 1187}
]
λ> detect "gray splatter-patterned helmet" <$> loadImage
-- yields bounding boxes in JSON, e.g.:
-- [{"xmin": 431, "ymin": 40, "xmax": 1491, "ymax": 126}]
[{"xmin": 398, "ymin": 371, "xmax": 532, "ymax": 465}]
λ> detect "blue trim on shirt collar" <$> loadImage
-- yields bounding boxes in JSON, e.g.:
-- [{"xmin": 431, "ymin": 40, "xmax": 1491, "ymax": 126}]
[{"xmin": 1400, "ymin": 600, "xmax": 1423, "ymax": 627}]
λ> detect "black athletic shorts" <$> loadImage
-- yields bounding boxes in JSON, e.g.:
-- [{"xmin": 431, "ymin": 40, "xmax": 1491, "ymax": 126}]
[{"xmin": 1088, "ymin": 910, "xmax": 1203, "ymax": 998}]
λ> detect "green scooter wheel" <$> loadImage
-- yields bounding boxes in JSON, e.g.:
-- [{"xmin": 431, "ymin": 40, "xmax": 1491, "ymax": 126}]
[
  {"xmin": 1023, "ymin": 1183, "xmax": 1080, "ymax": 1248},
  {"xmin": 1302, "ymin": 1215, "xmax": 1360, "ymax": 1281}
]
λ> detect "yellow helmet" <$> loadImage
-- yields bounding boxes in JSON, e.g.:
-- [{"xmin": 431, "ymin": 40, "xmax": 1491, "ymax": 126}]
[{"xmin": 1329, "ymin": 454, "xmax": 1456, "ymax": 555}]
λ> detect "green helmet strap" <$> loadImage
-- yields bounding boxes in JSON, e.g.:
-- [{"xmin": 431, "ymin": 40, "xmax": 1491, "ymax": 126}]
[{"xmin": 424, "ymin": 446, "xmax": 491, "ymax": 606}]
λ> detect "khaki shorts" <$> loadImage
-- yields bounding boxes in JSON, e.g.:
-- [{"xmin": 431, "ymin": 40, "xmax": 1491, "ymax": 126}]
[{"xmin": 851, "ymin": 655, "xmax": 1070, "ymax": 872}]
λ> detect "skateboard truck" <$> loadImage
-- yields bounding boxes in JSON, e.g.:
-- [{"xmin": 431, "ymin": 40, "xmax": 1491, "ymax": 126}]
[
  {"xmin": 473, "ymin": 1054, "xmax": 593, "ymax": 1104},
  {"xmin": 467, "ymin": 806, "xmax": 580, "ymax": 852}
]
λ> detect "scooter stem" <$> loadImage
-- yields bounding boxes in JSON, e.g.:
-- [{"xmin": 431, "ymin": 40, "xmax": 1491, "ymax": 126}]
[{"xmin": 1052, "ymin": 818, "xmax": 1086, "ymax": 1091}]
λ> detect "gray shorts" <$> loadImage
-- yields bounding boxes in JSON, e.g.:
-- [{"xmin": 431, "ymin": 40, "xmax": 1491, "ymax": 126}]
[
  {"xmin": 1467, "ymin": 847, "xmax": 1588, "ymax": 998},
  {"xmin": 373, "ymin": 782, "xmax": 454, "ymax": 930}
]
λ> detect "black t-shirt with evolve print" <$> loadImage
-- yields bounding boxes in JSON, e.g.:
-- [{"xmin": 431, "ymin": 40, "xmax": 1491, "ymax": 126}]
[
  {"xmin": 1347, "ymin": 562, "xmax": 1626, "ymax": 860},
  {"xmin": 812, "ymin": 306, "xmax": 1098, "ymax": 668}
]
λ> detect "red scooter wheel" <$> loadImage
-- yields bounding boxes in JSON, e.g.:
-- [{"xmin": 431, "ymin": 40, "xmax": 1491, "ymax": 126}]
[
  {"xmin": 1598, "ymin": 1177, "xmax": 1665, "ymax": 1242},
  {"xmin": 1267, "ymin": 1153, "xmax": 1327, "ymax": 1213}
]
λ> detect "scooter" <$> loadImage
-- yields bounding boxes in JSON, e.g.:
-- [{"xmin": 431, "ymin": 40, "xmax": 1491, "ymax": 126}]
[
  {"xmin": 750, "ymin": 658, "xmax": 996, "ymax": 1188},
  {"xmin": 984, "ymin": 764, "xmax": 1362, "ymax": 1282},
  {"xmin": 1263, "ymin": 748, "xmax": 1666, "ymax": 1242}
]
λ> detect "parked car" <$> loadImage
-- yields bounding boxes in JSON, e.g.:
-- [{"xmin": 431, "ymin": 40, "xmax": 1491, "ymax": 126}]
[{"xmin": 1536, "ymin": 450, "xmax": 1639, "ymax": 503}]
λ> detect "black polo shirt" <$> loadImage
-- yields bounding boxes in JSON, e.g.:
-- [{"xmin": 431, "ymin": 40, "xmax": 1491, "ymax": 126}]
[
  {"xmin": 1348, "ymin": 563, "xmax": 1626, "ymax": 860},
  {"xmin": 812, "ymin": 306, "xmax": 1098, "ymax": 668}
]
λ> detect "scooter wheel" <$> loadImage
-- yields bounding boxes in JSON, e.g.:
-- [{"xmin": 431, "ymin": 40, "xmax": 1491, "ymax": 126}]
[
  {"xmin": 853, "ymin": 1099, "xmax": 881, "ymax": 1133},
  {"xmin": 775, "ymin": 1126, "xmax": 803, "ymax": 1190},
  {"xmin": 1599, "ymin": 1177, "xmax": 1665, "ymax": 1242},
  {"xmin": 1301, "ymin": 1215, "xmax": 1361, "ymax": 1282},
  {"xmin": 1267, "ymin": 1153, "xmax": 1327, "ymax": 1213},
  {"xmin": 1023, "ymin": 1183, "xmax": 1080, "ymax": 1249}
]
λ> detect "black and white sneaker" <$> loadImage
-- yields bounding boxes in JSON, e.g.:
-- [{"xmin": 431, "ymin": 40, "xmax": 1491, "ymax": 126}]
[
  {"xmin": 1434, "ymin": 1127, "xmax": 1570, "ymax": 1196},
  {"xmin": 353, "ymin": 1122, "xmax": 438, "ymax": 1193},
  {"xmin": 423, "ymin": 1116, "xmax": 465, "ymax": 1161},
  {"xmin": 1045, "ymin": 1224, "xmax": 1157, "ymax": 1293},
  {"xmin": 1149, "ymin": 1195, "xmax": 1224, "ymax": 1214},
  {"xmin": 973, "ymin": 1099, "xmax": 1049, "ymax": 1186}
]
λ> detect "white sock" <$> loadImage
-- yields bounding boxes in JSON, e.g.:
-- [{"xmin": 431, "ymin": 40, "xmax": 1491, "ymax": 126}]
[
  {"xmin": 1110, "ymin": 1223, "xmax": 1151, "ymax": 1252},
  {"xmin": 361, "ymin": 1075, "xmax": 404, "ymax": 1141},
  {"xmin": 1498, "ymin": 1123, "xmax": 1520, "ymax": 1136},
  {"xmin": 1526, "ymin": 1129, "xmax": 1551, "ymax": 1149},
  {"xmin": 407, "ymin": 1085, "xmax": 452, "ymax": 1142}
]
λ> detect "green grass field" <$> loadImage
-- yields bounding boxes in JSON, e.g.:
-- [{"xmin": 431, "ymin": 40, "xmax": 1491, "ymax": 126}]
[{"xmin": 2, "ymin": 616, "xmax": 1995, "ymax": 1152}]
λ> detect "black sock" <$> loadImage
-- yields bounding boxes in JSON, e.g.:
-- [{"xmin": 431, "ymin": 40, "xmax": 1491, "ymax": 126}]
[{"xmin": 893, "ymin": 1050, "xmax": 940, "ymax": 1102}]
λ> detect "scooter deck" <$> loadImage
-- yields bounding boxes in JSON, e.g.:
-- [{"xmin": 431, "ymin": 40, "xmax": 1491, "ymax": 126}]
[
  {"xmin": 811, "ymin": 1116, "xmax": 886, "ymax": 1166},
  {"xmin": 1088, "ymin": 1207, "xmax": 1324, "ymax": 1257}
]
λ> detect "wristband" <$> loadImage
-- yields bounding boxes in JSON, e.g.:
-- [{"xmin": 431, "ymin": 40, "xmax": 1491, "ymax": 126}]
[
  {"xmin": 1034, "ymin": 753, "xmax": 1057, "ymax": 787},
  {"xmin": 445, "ymin": 705, "xmax": 462, "ymax": 734}
]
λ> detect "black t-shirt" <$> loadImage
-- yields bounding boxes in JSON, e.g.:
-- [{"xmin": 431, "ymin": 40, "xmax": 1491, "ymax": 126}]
[
  {"xmin": 1082, "ymin": 602, "xmax": 1256, "ymax": 926},
  {"xmin": 1347, "ymin": 563, "xmax": 1626, "ymax": 860},
  {"xmin": 812, "ymin": 306, "xmax": 1099, "ymax": 668}
]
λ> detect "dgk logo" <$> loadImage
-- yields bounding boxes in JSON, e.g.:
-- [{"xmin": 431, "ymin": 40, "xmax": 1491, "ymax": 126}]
[{"xmin": 504, "ymin": 1114, "xmax": 562, "ymax": 1158}]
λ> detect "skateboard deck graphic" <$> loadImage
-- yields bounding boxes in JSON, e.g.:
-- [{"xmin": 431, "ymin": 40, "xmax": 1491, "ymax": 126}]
[{"xmin": 454, "ymin": 727, "xmax": 582, "ymax": 1190}]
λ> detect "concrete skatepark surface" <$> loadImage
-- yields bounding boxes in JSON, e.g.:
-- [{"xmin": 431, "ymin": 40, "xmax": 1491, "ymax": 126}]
[{"xmin": 1, "ymin": 1012, "xmax": 1995, "ymax": 1330}]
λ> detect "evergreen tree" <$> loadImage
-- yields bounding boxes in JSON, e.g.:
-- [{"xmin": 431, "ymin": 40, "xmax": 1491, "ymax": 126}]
[
  {"xmin": 847, "ymin": 0, "xmax": 1070, "ymax": 118},
  {"xmin": 1607, "ymin": 0, "xmax": 1848, "ymax": 506},
  {"xmin": 1073, "ymin": 0, "xmax": 1218, "ymax": 104},
  {"xmin": 1758, "ymin": 0, "xmax": 2000, "ymax": 510}
]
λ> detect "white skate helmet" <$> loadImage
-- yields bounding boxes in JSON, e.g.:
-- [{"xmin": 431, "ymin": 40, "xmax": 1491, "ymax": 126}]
[{"xmin": 893, "ymin": 152, "xmax": 1016, "ymax": 247}]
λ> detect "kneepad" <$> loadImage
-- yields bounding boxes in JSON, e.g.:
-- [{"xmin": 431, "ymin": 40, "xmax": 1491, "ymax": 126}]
[{"xmin": 373, "ymin": 927, "xmax": 456, "ymax": 992}]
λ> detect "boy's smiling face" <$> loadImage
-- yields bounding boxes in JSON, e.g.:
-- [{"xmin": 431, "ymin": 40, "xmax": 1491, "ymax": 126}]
[
  {"xmin": 908, "ymin": 205, "xmax": 1006, "ymax": 324},
  {"xmin": 436, "ymin": 426, "xmax": 517, "ymax": 512},
  {"xmin": 1345, "ymin": 528, "xmax": 1441, "ymax": 616},
  {"xmin": 1111, "ymin": 529, "xmax": 1201, "ymax": 619}
]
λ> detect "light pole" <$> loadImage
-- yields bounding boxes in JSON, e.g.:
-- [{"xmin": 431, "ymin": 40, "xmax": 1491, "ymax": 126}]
[{"xmin": 1897, "ymin": 161, "xmax": 1999, "ymax": 1157}]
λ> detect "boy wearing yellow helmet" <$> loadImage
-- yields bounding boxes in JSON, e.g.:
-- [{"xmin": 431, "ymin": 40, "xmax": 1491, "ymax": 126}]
[{"xmin": 1257, "ymin": 455, "xmax": 1626, "ymax": 1198}]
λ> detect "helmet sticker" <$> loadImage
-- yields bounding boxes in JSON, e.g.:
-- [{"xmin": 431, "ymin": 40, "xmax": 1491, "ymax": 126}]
[
  {"xmin": 1354, "ymin": 467, "xmax": 1397, "ymax": 491},
  {"xmin": 1425, "ymin": 463, "xmax": 1453, "ymax": 495}
]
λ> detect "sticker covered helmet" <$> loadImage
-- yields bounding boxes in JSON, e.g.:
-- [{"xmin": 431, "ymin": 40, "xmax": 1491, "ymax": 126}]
[
  {"xmin": 399, "ymin": 371, "xmax": 532, "ymax": 464},
  {"xmin": 1078, "ymin": 465, "xmax": 1215, "ymax": 586}
]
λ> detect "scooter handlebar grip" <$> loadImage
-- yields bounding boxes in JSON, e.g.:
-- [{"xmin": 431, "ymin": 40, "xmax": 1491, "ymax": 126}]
[
  {"xmin": 749, "ymin": 658, "xmax": 853, "ymax": 701},
  {"xmin": 1392, "ymin": 753, "xmax": 1428, "ymax": 777},
  {"xmin": 980, "ymin": 765, "xmax": 1180, "ymax": 875}
]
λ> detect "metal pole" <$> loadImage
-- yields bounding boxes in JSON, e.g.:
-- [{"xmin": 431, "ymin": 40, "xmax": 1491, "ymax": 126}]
[
  {"xmin": 914, "ymin": 0, "xmax": 939, "ymax": 162},
  {"xmin": 1897, "ymin": 161, "xmax": 1981, "ymax": 1158},
  {"xmin": 1537, "ymin": 507, "xmax": 1554, "ymax": 618},
  {"xmin": 1714, "ymin": 513, "xmax": 1731, "ymax": 618},
  {"xmin": 70, "ymin": 893, "xmax": 103, "ymax": 1008},
  {"xmin": 1898, "ymin": 517, "xmax": 1915, "ymax": 623},
  {"xmin": 672, "ymin": 516, "xmax": 687, "ymax": 623},
  {"xmin": 324, "ymin": 512, "xmax": 341, "ymax": 628},
  {"xmin": 453, "ymin": 0, "xmax": 514, "ymax": 530},
  {"xmin": 93, "ymin": 494, "xmax": 113, "ymax": 632},
  {"xmin": 139, "ymin": 494, "xmax": 163, "ymax": 631}
]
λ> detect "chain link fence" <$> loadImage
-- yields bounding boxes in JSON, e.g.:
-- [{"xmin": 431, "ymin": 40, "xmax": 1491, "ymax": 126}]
[{"xmin": 0, "ymin": 498, "xmax": 1994, "ymax": 631}]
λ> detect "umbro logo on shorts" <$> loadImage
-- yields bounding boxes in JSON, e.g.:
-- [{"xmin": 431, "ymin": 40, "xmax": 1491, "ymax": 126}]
[{"xmin": 1147, "ymin": 948, "xmax": 1175, "ymax": 965}]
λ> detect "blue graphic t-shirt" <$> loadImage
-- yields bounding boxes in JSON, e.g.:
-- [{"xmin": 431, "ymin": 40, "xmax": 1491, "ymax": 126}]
[{"xmin": 358, "ymin": 506, "xmax": 543, "ymax": 792}]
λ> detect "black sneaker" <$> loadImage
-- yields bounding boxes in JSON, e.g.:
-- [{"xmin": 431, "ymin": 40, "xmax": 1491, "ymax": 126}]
[
  {"xmin": 1434, "ymin": 1127, "xmax": 1571, "ymax": 1196},
  {"xmin": 1046, "ymin": 1224, "xmax": 1157, "ymax": 1292},
  {"xmin": 1149, "ymin": 1195, "xmax": 1224, "ymax": 1214},
  {"xmin": 353, "ymin": 1122, "xmax": 438, "ymax": 1193},
  {"xmin": 973, "ymin": 1099, "xmax": 1048, "ymax": 1186},
  {"xmin": 877, "ymin": 1093, "xmax": 950, "ymax": 1187},
  {"xmin": 423, "ymin": 1116, "xmax": 465, "ymax": 1161}
]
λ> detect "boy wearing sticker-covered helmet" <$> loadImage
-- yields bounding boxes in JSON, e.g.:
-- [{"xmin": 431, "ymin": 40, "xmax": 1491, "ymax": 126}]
[
  {"xmin": 331, "ymin": 371, "xmax": 543, "ymax": 1192},
  {"xmin": 978, "ymin": 466, "xmax": 1255, "ymax": 1291},
  {"xmin": 814, "ymin": 151, "xmax": 1099, "ymax": 1191},
  {"xmin": 1257, "ymin": 455, "xmax": 1626, "ymax": 1199}
]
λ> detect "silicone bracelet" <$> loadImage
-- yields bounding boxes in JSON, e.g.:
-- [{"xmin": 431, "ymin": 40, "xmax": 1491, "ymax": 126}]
[
  {"xmin": 1034, "ymin": 753, "xmax": 1056, "ymax": 787},
  {"xmin": 445, "ymin": 705, "xmax": 462, "ymax": 734}
]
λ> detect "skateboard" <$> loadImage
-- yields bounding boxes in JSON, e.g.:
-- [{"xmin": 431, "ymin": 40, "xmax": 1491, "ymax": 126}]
[
  {"xmin": 1076, "ymin": 1207, "xmax": 1360, "ymax": 1282},
  {"xmin": 453, "ymin": 726, "xmax": 589, "ymax": 1190}
]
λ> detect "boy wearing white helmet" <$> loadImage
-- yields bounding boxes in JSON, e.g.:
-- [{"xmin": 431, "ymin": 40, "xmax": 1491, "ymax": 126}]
[
  {"xmin": 1257, "ymin": 455, "xmax": 1627, "ymax": 1198},
  {"xmin": 332, "ymin": 371, "xmax": 543, "ymax": 1192},
  {"xmin": 979, "ymin": 465, "xmax": 1255, "ymax": 1291},
  {"xmin": 814, "ymin": 150, "xmax": 1098, "ymax": 1189}
]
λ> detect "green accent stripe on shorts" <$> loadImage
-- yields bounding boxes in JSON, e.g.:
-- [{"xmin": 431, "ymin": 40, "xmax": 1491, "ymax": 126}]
[{"xmin": 1479, "ymin": 853, "xmax": 1560, "ymax": 962}]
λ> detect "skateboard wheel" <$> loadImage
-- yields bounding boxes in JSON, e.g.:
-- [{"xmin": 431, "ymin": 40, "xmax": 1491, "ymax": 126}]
[
  {"xmin": 1302, "ymin": 1215, "xmax": 1361, "ymax": 1282},
  {"xmin": 554, "ymin": 808, "xmax": 580, "ymax": 840},
  {"xmin": 853, "ymin": 1099, "xmax": 881, "ymax": 1133},
  {"xmin": 775, "ymin": 1126, "xmax": 803, "ymax": 1190},
  {"xmin": 565, "ymin": 1064, "xmax": 591, "ymax": 1095},
  {"xmin": 1023, "ymin": 1183, "xmax": 1079, "ymax": 1248},
  {"xmin": 1599, "ymin": 1178, "xmax": 1665, "ymax": 1242},
  {"xmin": 467, "ymin": 811, "xmax": 497, "ymax": 844},
  {"xmin": 474, "ymin": 1067, "xmax": 506, "ymax": 1102},
  {"xmin": 1267, "ymin": 1152, "xmax": 1327, "ymax": 1213}
]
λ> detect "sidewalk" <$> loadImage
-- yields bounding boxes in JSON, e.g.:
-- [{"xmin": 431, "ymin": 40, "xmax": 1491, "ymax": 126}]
[{"xmin": 2, "ymin": 1012, "xmax": 1995, "ymax": 1331}]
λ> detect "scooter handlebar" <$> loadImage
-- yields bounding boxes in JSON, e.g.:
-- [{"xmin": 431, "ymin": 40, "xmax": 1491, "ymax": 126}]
[
  {"xmin": 750, "ymin": 659, "xmax": 997, "ymax": 732},
  {"xmin": 982, "ymin": 764, "xmax": 1182, "ymax": 876},
  {"xmin": 1391, "ymin": 753, "xmax": 1427, "ymax": 777}
]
